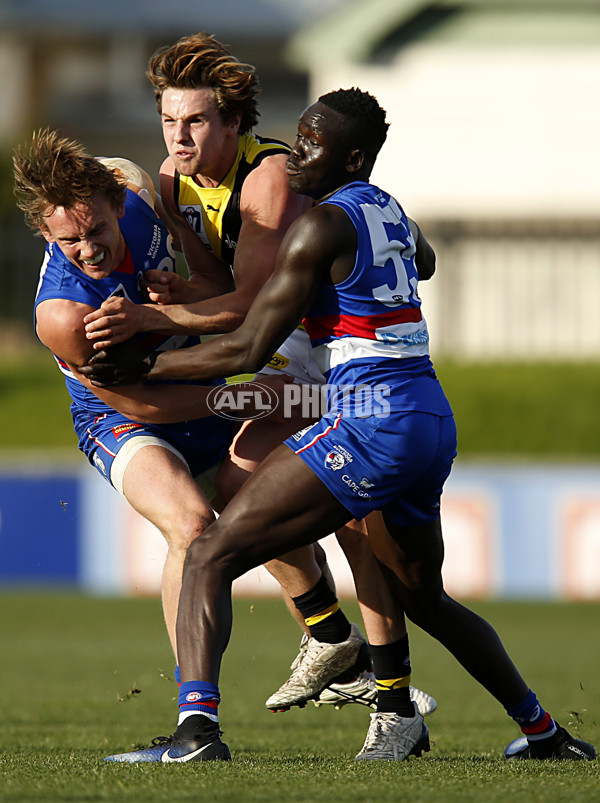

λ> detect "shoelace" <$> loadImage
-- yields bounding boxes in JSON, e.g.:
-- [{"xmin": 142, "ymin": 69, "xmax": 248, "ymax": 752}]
[
  {"xmin": 364, "ymin": 718, "xmax": 387, "ymax": 749},
  {"xmin": 289, "ymin": 635, "xmax": 310, "ymax": 671},
  {"xmin": 150, "ymin": 735, "xmax": 172, "ymax": 747},
  {"xmin": 303, "ymin": 639, "xmax": 338, "ymax": 662}
]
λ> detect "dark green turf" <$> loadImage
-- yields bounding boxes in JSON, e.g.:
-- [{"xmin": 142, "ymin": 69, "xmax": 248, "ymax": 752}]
[{"xmin": 1, "ymin": 593, "xmax": 598, "ymax": 802}]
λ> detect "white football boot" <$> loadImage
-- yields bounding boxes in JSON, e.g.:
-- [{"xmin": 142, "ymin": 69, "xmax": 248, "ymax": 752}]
[
  {"xmin": 355, "ymin": 708, "xmax": 430, "ymax": 761},
  {"xmin": 315, "ymin": 671, "xmax": 438, "ymax": 717},
  {"xmin": 265, "ymin": 624, "xmax": 365, "ymax": 711}
]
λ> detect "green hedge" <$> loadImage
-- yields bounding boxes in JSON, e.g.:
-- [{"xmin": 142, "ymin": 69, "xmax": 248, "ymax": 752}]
[
  {"xmin": 1, "ymin": 349, "xmax": 599, "ymax": 458},
  {"xmin": 436, "ymin": 360, "xmax": 600, "ymax": 460}
]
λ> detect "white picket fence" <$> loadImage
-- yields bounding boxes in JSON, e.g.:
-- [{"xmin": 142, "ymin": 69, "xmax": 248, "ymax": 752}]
[{"xmin": 419, "ymin": 219, "xmax": 600, "ymax": 361}]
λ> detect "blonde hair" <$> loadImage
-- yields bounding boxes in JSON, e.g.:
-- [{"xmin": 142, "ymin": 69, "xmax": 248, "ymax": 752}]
[
  {"xmin": 13, "ymin": 128, "xmax": 126, "ymax": 234},
  {"xmin": 147, "ymin": 32, "xmax": 260, "ymax": 133}
]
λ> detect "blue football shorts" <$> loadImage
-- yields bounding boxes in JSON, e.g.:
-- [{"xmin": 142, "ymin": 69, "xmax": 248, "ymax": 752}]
[
  {"xmin": 285, "ymin": 408, "xmax": 457, "ymax": 525},
  {"xmin": 72, "ymin": 406, "xmax": 235, "ymax": 496}
]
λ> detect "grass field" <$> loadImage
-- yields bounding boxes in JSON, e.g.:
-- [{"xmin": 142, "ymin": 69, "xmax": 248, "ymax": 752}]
[
  {"xmin": 1, "ymin": 592, "xmax": 598, "ymax": 802},
  {"xmin": 1, "ymin": 351, "xmax": 599, "ymax": 800}
]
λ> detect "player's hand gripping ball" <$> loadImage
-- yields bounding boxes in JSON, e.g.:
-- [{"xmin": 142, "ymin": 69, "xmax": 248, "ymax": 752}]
[{"xmin": 78, "ymin": 339, "xmax": 157, "ymax": 387}]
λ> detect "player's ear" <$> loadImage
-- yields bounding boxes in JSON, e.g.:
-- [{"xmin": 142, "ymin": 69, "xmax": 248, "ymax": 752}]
[
  {"xmin": 40, "ymin": 224, "xmax": 54, "ymax": 244},
  {"xmin": 346, "ymin": 148, "xmax": 365, "ymax": 173},
  {"xmin": 225, "ymin": 111, "xmax": 242, "ymax": 135}
]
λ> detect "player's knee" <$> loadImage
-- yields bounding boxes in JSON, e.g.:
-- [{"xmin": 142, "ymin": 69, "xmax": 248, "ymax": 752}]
[
  {"xmin": 183, "ymin": 520, "xmax": 246, "ymax": 582},
  {"xmin": 401, "ymin": 583, "xmax": 447, "ymax": 630},
  {"xmin": 166, "ymin": 508, "xmax": 216, "ymax": 553}
]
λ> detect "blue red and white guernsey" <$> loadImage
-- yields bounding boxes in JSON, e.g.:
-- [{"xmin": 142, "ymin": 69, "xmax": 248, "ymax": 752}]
[
  {"xmin": 302, "ymin": 181, "xmax": 451, "ymax": 414},
  {"xmin": 33, "ymin": 188, "xmax": 233, "ymax": 482},
  {"xmin": 285, "ymin": 182, "xmax": 456, "ymax": 525},
  {"xmin": 33, "ymin": 188, "xmax": 204, "ymax": 414}
]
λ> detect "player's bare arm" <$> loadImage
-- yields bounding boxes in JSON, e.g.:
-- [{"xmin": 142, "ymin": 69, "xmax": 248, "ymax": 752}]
[
  {"xmin": 142, "ymin": 203, "xmax": 351, "ymax": 383},
  {"xmin": 36, "ymin": 297, "xmax": 221, "ymax": 424},
  {"xmin": 157, "ymin": 153, "xmax": 307, "ymax": 328},
  {"xmin": 408, "ymin": 217, "xmax": 436, "ymax": 281},
  {"xmin": 154, "ymin": 157, "xmax": 235, "ymax": 300},
  {"xmin": 83, "ymin": 154, "xmax": 311, "ymax": 350}
]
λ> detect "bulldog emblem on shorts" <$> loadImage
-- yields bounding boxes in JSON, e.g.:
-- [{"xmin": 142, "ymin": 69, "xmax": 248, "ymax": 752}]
[{"xmin": 324, "ymin": 445, "xmax": 353, "ymax": 471}]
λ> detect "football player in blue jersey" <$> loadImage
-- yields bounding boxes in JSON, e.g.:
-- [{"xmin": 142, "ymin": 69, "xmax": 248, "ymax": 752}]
[
  {"xmin": 81, "ymin": 31, "xmax": 439, "ymax": 727},
  {"xmin": 12, "ymin": 130, "xmax": 286, "ymax": 746},
  {"xmin": 15, "ymin": 127, "xmax": 433, "ymax": 765},
  {"xmin": 83, "ymin": 88, "xmax": 596, "ymax": 765}
]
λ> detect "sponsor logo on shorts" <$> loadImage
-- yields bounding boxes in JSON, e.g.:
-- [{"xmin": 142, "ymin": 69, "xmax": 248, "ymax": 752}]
[
  {"xmin": 112, "ymin": 423, "xmax": 143, "ymax": 439},
  {"xmin": 291, "ymin": 423, "xmax": 318, "ymax": 442},
  {"xmin": 93, "ymin": 453, "xmax": 107, "ymax": 475},
  {"xmin": 325, "ymin": 445, "xmax": 354, "ymax": 471},
  {"xmin": 342, "ymin": 474, "xmax": 373, "ymax": 499},
  {"xmin": 206, "ymin": 382, "xmax": 279, "ymax": 421}
]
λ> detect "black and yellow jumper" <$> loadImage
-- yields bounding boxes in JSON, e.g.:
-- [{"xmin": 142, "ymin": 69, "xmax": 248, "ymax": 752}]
[{"xmin": 172, "ymin": 133, "xmax": 291, "ymax": 270}]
